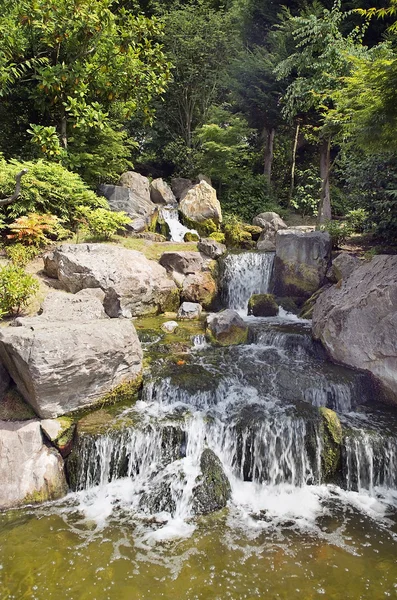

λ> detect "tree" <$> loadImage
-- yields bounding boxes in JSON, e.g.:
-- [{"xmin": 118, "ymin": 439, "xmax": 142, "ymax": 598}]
[{"xmin": 0, "ymin": 0, "xmax": 171, "ymax": 158}]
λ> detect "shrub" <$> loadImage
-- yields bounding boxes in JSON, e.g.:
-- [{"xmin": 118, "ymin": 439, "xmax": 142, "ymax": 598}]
[
  {"xmin": 321, "ymin": 220, "xmax": 353, "ymax": 249},
  {"xmin": 208, "ymin": 231, "xmax": 226, "ymax": 243},
  {"xmin": 0, "ymin": 157, "xmax": 107, "ymax": 228},
  {"xmin": 0, "ymin": 264, "xmax": 39, "ymax": 317},
  {"xmin": 5, "ymin": 244, "xmax": 40, "ymax": 266},
  {"xmin": 345, "ymin": 208, "xmax": 370, "ymax": 233},
  {"xmin": 221, "ymin": 174, "xmax": 278, "ymax": 223},
  {"xmin": 7, "ymin": 213, "xmax": 69, "ymax": 246},
  {"xmin": 77, "ymin": 207, "xmax": 130, "ymax": 240}
]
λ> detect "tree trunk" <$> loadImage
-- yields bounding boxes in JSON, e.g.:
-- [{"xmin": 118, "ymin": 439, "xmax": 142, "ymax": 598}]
[
  {"xmin": 264, "ymin": 127, "xmax": 275, "ymax": 183},
  {"xmin": 61, "ymin": 113, "xmax": 68, "ymax": 150},
  {"xmin": 289, "ymin": 121, "xmax": 300, "ymax": 202},
  {"xmin": 318, "ymin": 138, "xmax": 332, "ymax": 225}
]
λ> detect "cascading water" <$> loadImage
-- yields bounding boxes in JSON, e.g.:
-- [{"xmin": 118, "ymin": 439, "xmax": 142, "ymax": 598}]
[
  {"xmin": 160, "ymin": 206, "xmax": 198, "ymax": 242},
  {"xmin": 222, "ymin": 251, "xmax": 275, "ymax": 312}
]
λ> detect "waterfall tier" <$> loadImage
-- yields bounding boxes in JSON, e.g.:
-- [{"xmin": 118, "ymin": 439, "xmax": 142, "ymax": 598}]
[{"xmin": 222, "ymin": 251, "xmax": 275, "ymax": 312}]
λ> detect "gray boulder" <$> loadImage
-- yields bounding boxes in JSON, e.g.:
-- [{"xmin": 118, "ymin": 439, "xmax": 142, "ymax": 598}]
[
  {"xmin": 273, "ymin": 230, "xmax": 332, "ymax": 299},
  {"xmin": 119, "ymin": 171, "xmax": 150, "ymax": 199},
  {"xmin": 0, "ymin": 420, "xmax": 67, "ymax": 509},
  {"xmin": 312, "ymin": 255, "xmax": 397, "ymax": 402},
  {"xmin": 179, "ymin": 181, "xmax": 222, "ymax": 225},
  {"xmin": 159, "ymin": 251, "xmax": 203, "ymax": 275},
  {"xmin": 98, "ymin": 184, "xmax": 156, "ymax": 223},
  {"xmin": 150, "ymin": 178, "xmax": 177, "ymax": 206},
  {"xmin": 126, "ymin": 218, "xmax": 146, "ymax": 234},
  {"xmin": 327, "ymin": 252, "xmax": 360, "ymax": 283},
  {"xmin": 198, "ymin": 238, "xmax": 226, "ymax": 259},
  {"xmin": 43, "ymin": 244, "xmax": 179, "ymax": 318},
  {"xmin": 192, "ymin": 449, "xmax": 231, "ymax": 515},
  {"xmin": 177, "ymin": 302, "xmax": 202, "ymax": 320},
  {"xmin": 161, "ymin": 320, "xmax": 179, "ymax": 333},
  {"xmin": 257, "ymin": 237, "xmax": 276, "ymax": 252},
  {"xmin": 253, "ymin": 212, "xmax": 287, "ymax": 230},
  {"xmin": 248, "ymin": 294, "xmax": 278, "ymax": 317},
  {"xmin": 171, "ymin": 177, "xmax": 193, "ymax": 200},
  {"xmin": 207, "ymin": 309, "xmax": 248, "ymax": 346},
  {"xmin": 255, "ymin": 213, "xmax": 288, "ymax": 251},
  {"xmin": 0, "ymin": 319, "xmax": 143, "ymax": 418}
]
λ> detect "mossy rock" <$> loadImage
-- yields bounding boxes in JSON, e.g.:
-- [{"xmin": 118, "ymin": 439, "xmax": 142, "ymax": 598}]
[
  {"xmin": 192, "ymin": 448, "xmax": 231, "ymax": 515},
  {"xmin": 159, "ymin": 287, "xmax": 180, "ymax": 313},
  {"xmin": 181, "ymin": 214, "xmax": 218, "ymax": 237},
  {"xmin": 148, "ymin": 209, "xmax": 159, "ymax": 233},
  {"xmin": 209, "ymin": 231, "xmax": 225, "ymax": 244},
  {"xmin": 299, "ymin": 284, "xmax": 332, "ymax": 319},
  {"xmin": 320, "ymin": 407, "xmax": 343, "ymax": 482},
  {"xmin": 224, "ymin": 223, "xmax": 252, "ymax": 248},
  {"xmin": 248, "ymin": 294, "xmax": 278, "ymax": 317},
  {"xmin": 242, "ymin": 224, "xmax": 262, "ymax": 241},
  {"xmin": 184, "ymin": 231, "xmax": 200, "ymax": 242},
  {"xmin": 275, "ymin": 296, "xmax": 300, "ymax": 315},
  {"xmin": 207, "ymin": 323, "xmax": 248, "ymax": 347}
]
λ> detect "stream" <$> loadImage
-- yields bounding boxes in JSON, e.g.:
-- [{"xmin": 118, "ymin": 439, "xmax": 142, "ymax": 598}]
[{"xmin": 1, "ymin": 251, "xmax": 397, "ymax": 599}]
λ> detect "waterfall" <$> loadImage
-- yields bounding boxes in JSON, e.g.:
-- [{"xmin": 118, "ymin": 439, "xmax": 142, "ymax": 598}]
[
  {"xmin": 160, "ymin": 206, "xmax": 198, "ymax": 242},
  {"xmin": 343, "ymin": 430, "xmax": 397, "ymax": 492},
  {"xmin": 223, "ymin": 251, "xmax": 275, "ymax": 312}
]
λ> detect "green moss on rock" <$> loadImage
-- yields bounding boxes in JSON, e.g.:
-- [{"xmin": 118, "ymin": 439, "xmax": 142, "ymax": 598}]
[
  {"xmin": 209, "ymin": 231, "xmax": 225, "ymax": 244},
  {"xmin": 320, "ymin": 407, "xmax": 343, "ymax": 482},
  {"xmin": 248, "ymin": 294, "xmax": 278, "ymax": 317},
  {"xmin": 181, "ymin": 214, "xmax": 218, "ymax": 237}
]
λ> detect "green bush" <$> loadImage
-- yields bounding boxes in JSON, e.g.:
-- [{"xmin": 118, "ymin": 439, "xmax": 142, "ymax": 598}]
[
  {"xmin": 209, "ymin": 231, "xmax": 226, "ymax": 243},
  {"xmin": 321, "ymin": 220, "xmax": 353, "ymax": 249},
  {"xmin": 0, "ymin": 157, "xmax": 107, "ymax": 228},
  {"xmin": 78, "ymin": 207, "xmax": 131, "ymax": 240},
  {"xmin": 5, "ymin": 244, "xmax": 40, "ymax": 266},
  {"xmin": 291, "ymin": 168, "xmax": 321, "ymax": 217},
  {"xmin": 346, "ymin": 209, "xmax": 370, "ymax": 233},
  {"xmin": 7, "ymin": 213, "xmax": 70, "ymax": 246},
  {"xmin": 221, "ymin": 174, "xmax": 279, "ymax": 223},
  {"xmin": 0, "ymin": 264, "xmax": 39, "ymax": 317}
]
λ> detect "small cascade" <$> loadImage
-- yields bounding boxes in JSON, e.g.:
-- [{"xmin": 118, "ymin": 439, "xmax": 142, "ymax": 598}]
[
  {"xmin": 249, "ymin": 324, "xmax": 325, "ymax": 359},
  {"xmin": 160, "ymin": 206, "xmax": 198, "ymax": 242},
  {"xmin": 304, "ymin": 383, "xmax": 354, "ymax": 413},
  {"xmin": 343, "ymin": 430, "xmax": 397, "ymax": 492},
  {"xmin": 223, "ymin": 251, "xmax": 275, "ymax": 312}
]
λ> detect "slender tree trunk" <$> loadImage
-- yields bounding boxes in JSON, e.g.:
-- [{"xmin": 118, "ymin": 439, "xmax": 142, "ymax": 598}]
[
  {"xmin": 263, "ymin": 127, "xmax": 275, "ymax": 183},
  {"xmin": 61, "ymin": 112, "xmax": 67, "ymax": 150},
  {"xmin": 289, "ymin": 121, "xmax": 300, "ymax": 203},
  {"xmin": 317, "ymin": 138, "xmax": 332, "ymax": 226}
]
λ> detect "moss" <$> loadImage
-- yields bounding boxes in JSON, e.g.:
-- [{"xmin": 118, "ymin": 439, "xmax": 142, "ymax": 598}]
[
  {"xmin": 319, "ymin": 407, "xmax": 343, "ymax": 482},
  {"xmin": 96, "ymin": 374, "xmax": 143, "ymax": 408},
  {"xmin": 0, "ymin": 388, "xmax": 36, "ymax": 421},
  {"xmin": 299, "ymin": 285, "xmax": 331, "ymax": 319},
  {"xmin": 209, "ymin": 231, "xmax": 226, "ymax": 244},
  {"xmin": 23, "ymin": 470, "xmax": 67, "ymax": 505},
  {"xmin": 54, "ymin": 416, "xmax": 75, "ymax": 448},
  {"xmin": 159, "ymin": 287, "xmax": 180, "ymax": 313},
  {"xmin": 275, "ymin": 259, "xmax": 321, "ymax": 298},
  {"xmin": 242, "ymin": 224, "xmax": 262, "ymax": 241},
  {"xmin": 248, "ymin": 294, "xmax": 278, "ymax": 317},
  {"xmin": 181, "ymin": 214, "xmax": 218, "ymax": 237},
  {"xmin": 207, "ymin": 324, "xmax": 248, "ymax": 347},
  {"xmin": 148, "ymin": 210, "xmax": 159, "ymax": 233},
  {"xmin": 119, "ymin": 237, "xmax": 198, "ymax": 261},
  {"xmin": 184, "ymin": 231, "xmax": 200, "ymax": 242}
]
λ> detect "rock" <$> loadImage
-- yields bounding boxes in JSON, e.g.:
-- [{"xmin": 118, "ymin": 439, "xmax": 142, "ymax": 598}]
[
  {"xmin": 253, "ymin": 212, "xmax": 288, "ymax": 230},
  {"xmin": 328, "ymin": 252, "xmax": 360, "ymax": 283},
  {"xmin": 0, "ymin": 420, "xmax": 67, "ymax": 509},
  {"xmin": 320, "ymin": 407, "xmax": 342, "ymax": 482},
  {"xmin": 171, "ymin": 177, "xmax": 193, "ymax": 200},
  {"xmin": 0, "ymin": 319, "xmax": 143, "ymax": 418},
  {"xmin": 15, "ymin": 289, "xmax": 107, "ymax": 327},
  {"xmin": 179, "ymin": 181, "xmax": 222, "ymax": 226},
  {"xmin": 119, "ymin": 171, "xmax": 150, "ymax": 199},
  {"xmin": 192, "ymin": 448, "xmax": 231, "ymax": 515},
  {"xmin": 248, "ymin": 294, "xmax": 279, "ymax": 317},
  {"xmin": 198, "ymin": 238, "xmax": 226, "ymax": 259},
  {"xmin": 126, "ymin": 218, "xmax": 146, "ymax": 234},
  {"xmin": 161, "ymin": 320, "xmax": 179, "ymax": 334},
  {"xmin": 243, "ymin": 225, "xmax": 262, "ymax": 241},
  {"xmin": 182, "ymin": 272, "xmax": 217, "ymax": 310},
  {"xmin": 257, "ymin": 238, "xmax": 276, "ymax": 252},
  {"xmin": 298, "ymin": 285, "xmax": 332, "ymax": 320},
  {"xmin": 40, "ymin": 417, "xmax": 75, "ymax": 457},
  {"xmin": 98, "ymin": 183, "xmax": 157, "ymax": 223},
  {"xmin": 198, "ymin": 173, "xmax": 212, "ymax": 186},
  {"xmin": 183, "ymin": 231, "xmax": 200, "ymax": 242},
  {"xmin": 207, "ymin": 309, "xmax": 248, "ymax": 346},
  {"xmin": 159, "ymin": 251, "xmax": 203, "ymax": 275},
  {"xmin": 178, "ymin": 302, "xmax": 203, "ymax": 320},
  {"xmin": 150, "ymin": 178, "xmax": 177, "ymax": 206},
  {"xmin": 312, "ymin": 255, "xmax": 397, "ymax": 402},
  {"xmin": 43, "ymin": 244, "xmax": 179, "ymax": 318},
  {"xmin": 288, "ymin": 225, "xmax": 316, "ymax": 233},
  {"xmin": 273, "ymin": 230, "xmax": 332, "ymax": 299},
  {"xmin": 0, "ymin": 363, "xmax": 10, "ymax": 399},
  {"xmin": 275, "ymin": 297, "xmax": 300, "ymax": 315}
]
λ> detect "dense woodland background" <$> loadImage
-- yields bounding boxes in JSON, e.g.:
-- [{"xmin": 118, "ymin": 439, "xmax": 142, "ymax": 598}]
[{"xmin": 0, "ymin": 0, "xmax": 396, "ymax": 245}]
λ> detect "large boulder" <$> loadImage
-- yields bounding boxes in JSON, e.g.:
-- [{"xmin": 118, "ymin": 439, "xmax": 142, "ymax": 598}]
[
  {"xmin": 43, "ymin": 244, "xmax": 179, "ymax": 318},
  {"xmin": 181, "ymin": 272, "xmax": 217, "ymax": 309},
  {"xmin": 273, "ymin": 230, "xmax": 332, "ymax": 299},
  {"xmin": 179, "ymin": 181, "xmax": 222, "ymax": 229},
  {"xmin": 159, "ymin": 251, "xmax": 203, "ymax": 275},
  {"xmin": 198, "ymin": 238, "xmax": 226, "ymax": 259},
  {"xmin": 207, "ymin": 309, "xmax": 248, "ymax": 346},
  {"xmin": 0, "ymin": 420, "xmax": 67, "ymax": 509},
  {"xmin": 312, "ymin": 255, "xmax": 397, "ymax": 402},
  {"xmin": 253, "ymin": 211, "xmax": 287, "ymax": 230},
  {"xmin": 0, "ymin": 319, "xmax": 143, "ymax": 418},
  {"xmin": 327, "ymin": 252, "xmax": 360, "ymax": 283},
  {"xmin": 192, "ymin": 448, "xmax": 231, "ymax": 515},
  {"xmin": 98, "ymin": 184, "xmax": 156, "ymax": 223},
  {"xmin": 171, "ymin": 177, "xmax": 193, "ymax": 200},
  {"xmin": 150, "ymin": 178, "xmax": 177, "ymax": 206},
  {"xmin": 119, "ymin": 171, "xmax": 150, "ymax": 199},
  {"xmin": 255, "ymin": 213, "xmax": 288, "ymax": 251},
  {"xmin": 248, "ymin": 293, "xmax": 278, "ymax": 317}
]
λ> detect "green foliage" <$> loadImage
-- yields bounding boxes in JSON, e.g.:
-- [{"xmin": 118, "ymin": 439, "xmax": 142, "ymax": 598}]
[
  {"xmin": 223, "ymin": 214, "xmax": 253, "ymax": 248},
  {"xmin": 321, "ymin": 220, "xmax": 353, "ymax": 248},
  {"xmin": 0, "ymin": 157, "xmax": 106, "ymax": 227},
  {"xmin": 27, "ymin": 125, "xmax": 63, "ymax": 159},
  {"xmin": 7, "ymin": 213, "xmax": 69, "ymax": 246},
  {"xmin": 77, "ymin": 207, "xmax": 130, "ymax": 240},
  {"xmin": 222, "ymin": 173, "xmax": 279, "ymax": 222},
  {"xmin": 291, "ymin": 168, "xmax": 321, "ymax": 216},
  {"xmin": 208, "ymin": 231, "xmax": 226, "ymax": 243},
  {"xmin": 5, "ymin": 244, "xmax": 40, "ymax": 266},
  {"xmin": 345, "ymin": 208, "xmax": 369, "ymax": 233},
  {"xmin": 0, "ymin": 264, "xmax": 39, "ymax": 317}
]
